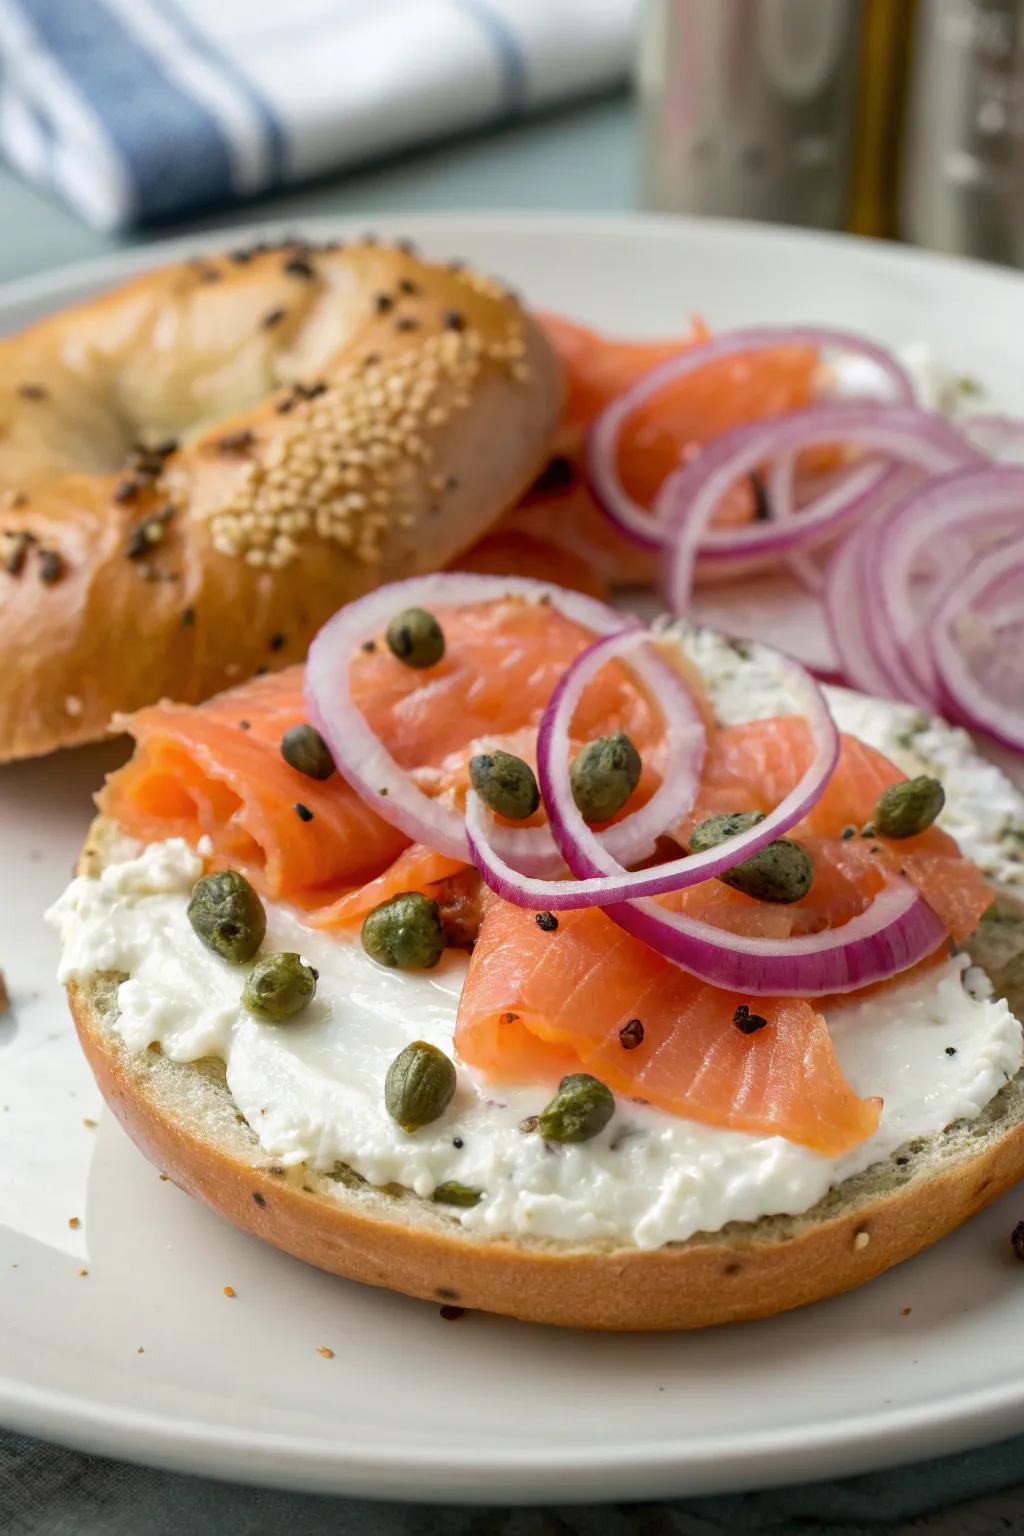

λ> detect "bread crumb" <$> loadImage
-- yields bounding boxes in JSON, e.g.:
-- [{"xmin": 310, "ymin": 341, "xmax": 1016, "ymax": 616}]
[
  {"xmin": 77, "ymin": 1268, "xmax": 88, "ymax": 1278},
  {"xmin": 68, "ymin": 1217, "xmax": 81, "ymax": 1230},
  {"xmin": 317, "ymin": 1345, "xmax": 334, "ymax": 1359},
  {"xmin": 159, "ymin": 1173, "xmax": 169, "ymax": 1181},
  {"xmin": 901, "ymin": 1306, "xmax": 912, "ymax": 1316},
  {"xmin": 0, "ymin": 971, "xmax": 8, "ymax": 1015},
  {"xmin": 853, "ymin": 1230, "xmax": 870, "ymax": 1251},
  {"xmin": 82, "ymin": 1117, "xmax": 97, "ymax": 1129},
  {"xmin": 223, "ymin": 1285, "xmax": 236, "ymax": 1298},
  {"xmin": 136, "ymin": 1347, "xmax": 144, "ymax": 1354}
]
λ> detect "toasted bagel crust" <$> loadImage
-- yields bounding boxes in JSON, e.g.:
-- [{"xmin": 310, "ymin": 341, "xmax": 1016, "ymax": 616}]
[
  {"xmin": 66, "ymin": 821, "xmax": 1024, "ymax": 1331},
  {"xmin": 0, "ymin": 239, "xmax": 562, "ymax": 762}
]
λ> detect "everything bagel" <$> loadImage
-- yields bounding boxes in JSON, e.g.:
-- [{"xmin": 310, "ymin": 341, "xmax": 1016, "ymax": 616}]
[{"xmin": 0, "ymin": 237, "xmax": 563, "ymax": 762}]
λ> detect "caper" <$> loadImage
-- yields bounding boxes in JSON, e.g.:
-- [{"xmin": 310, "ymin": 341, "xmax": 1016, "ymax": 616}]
[
  {"xmin": 242, "ymin": 952, "xmax": 317, "ymax": 1021},
  {"xmin": 570, "ymin": 732, "xmax": 642, "ymax": 823},
  {"xmin": 431, "ymin": 1181, "xmax": 483, "ymax": 1208},
  {"xmin": 280, "ymin": 723, "xmax": 335, "ymax": 781},
  {"xmin": 535, "ymin": 1073, "xmax": 615, "ymax": 1144},
  {"xmin": 385, "ymin": 1040, "xmax": 456, "ymax": 1132},
  {"xmin": 361, "ymin": 892, "xmax": 445, "ymax": 970},
  {"xmin": 689, "ymin": 812, "xmax": 814, "ymax": 904},
  {"xmin": 187, "ymin": 870, "xmax": 266, "ymax": 962},
  {"xmin": 385, "ymin": 606, "xmax": 445, "ymax": 669},
  {"xmin": 873, "ymin": 776, "xmax": 945, "ymax": 839},
  {"xmin": 468, "ymin": 750, "xmax": 540, "ymax": 821}
]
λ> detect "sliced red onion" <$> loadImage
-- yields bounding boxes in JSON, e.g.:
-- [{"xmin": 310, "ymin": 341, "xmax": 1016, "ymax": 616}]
[
  {"xmin": 466, "ymin": 627, "xmax": 838, "ymax": 909},
  {"xmin": 304, "ymin": 572, "xmax": 700, "ymax": 878},
  {"xmin": 876, "ymin": 466, "xmax": 1024, "ymax": 706},
  {"xmin": 930, "ymin": 535, "xmax": 1024, "ymax": 754},
  {"xmin": 606, "ymin": 879, "xmax": 948, "ymax": 997},
  {"xmin": 663, "ymin": 405, "xmax": 979, "ymax": 618},
  {"xmin": 585, "ymin": 325, "xmax": 915, "ymax": 551},
  {"xmin": 824, "ymin": 518, "xmax": 900, "ymax": 700}
]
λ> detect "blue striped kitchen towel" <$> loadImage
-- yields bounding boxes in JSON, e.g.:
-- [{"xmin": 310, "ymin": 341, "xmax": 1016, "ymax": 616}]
[{"xmin": 0, "ymin": 0, "xmax": 638, "ymax": 230}]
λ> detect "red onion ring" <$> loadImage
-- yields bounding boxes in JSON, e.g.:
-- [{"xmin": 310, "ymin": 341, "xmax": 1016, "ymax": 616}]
[
  {"xmin": 585, "ymin": 325, "xmax": 915, "ymax": 551},
  {"xmin": 466, "ymin": 627, "xmax": 838, "ymax": 909},
  {"xmin": 663, "ymin": 405, "xmax": 979, "ymax": 618},
  {"xmin": 305, "ymin": 573, "xmax": 700, "ymax": 878},
  {"xmin": 606, "ymin": 879, "xmax": 948, "ymax": 997},
  {"xmin": 930, "ymin": 535, "xmax": 1024, "ymax": 754},
  {"xmin": 876, "ymin": 466, "xmax": 1024, "ymax": 707}
]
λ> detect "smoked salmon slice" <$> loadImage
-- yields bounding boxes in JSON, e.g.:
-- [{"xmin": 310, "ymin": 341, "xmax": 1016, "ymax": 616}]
[
  {"xmin": 100, "ymin": 598, "xmax": 661, "ymax": 908},
  {"xmin": 456, "ymin": 898, "xmax": 881, "ymax": 1156},
  {"xmin": 456, "ymin": 315, "xmax": 821, "ymax": 590},
  {"xmin": 690, "ymin": 716, "xmax": 993, "ymax": 942}
]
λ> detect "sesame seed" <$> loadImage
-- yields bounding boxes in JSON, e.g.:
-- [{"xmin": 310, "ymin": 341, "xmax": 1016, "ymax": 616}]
[
  {"xmin": 63, "ymin": 695, "xmax": 84, "ymax": 718},
  {"xmin": 853, "ymin": 1230, "xmax": 870, "ymax": 1251}
]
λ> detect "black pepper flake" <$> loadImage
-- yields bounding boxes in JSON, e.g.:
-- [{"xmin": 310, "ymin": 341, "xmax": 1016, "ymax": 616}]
[
  {"xmin": 181, "ymin": 606, "xmax": 196, "ymax": 627},
  {"xmin": 452, "ymin": 1137, "xmax": 464, "ymax": 1149},
  {"xmin": 295, "ymin": 803, "xmax": 314, "ymax": 823},
  {"xmin": 219, "ymin": 428, "xmax": 255, "ymax": 454},
  {"xmin": 113, "ymin": 478, "xmax": 142, "ymax": 504},
  {"xmin": 535, "ymin": 911, "xmax": 558, "ymax": 933},
  {"xmin": 229, "ymin": 248, "xmax": 253, "ymax": 263},
  {"xmin": 841, "ymin": 825, "xmax": 857, "ymax": 840},
  {"xmin": 750, "ymin": 470, "xmax": 771, "ymax": 522},
  {"xmin": 17, "ymin": 382, "xmax": 47, "ymax": 400},
  {"xmin": 361, "ymin": 639, "xmax": 377, "ymax": 653},
  {"xmin": 275, "ymin": 395, "xmax": 295, "ymax": 414},
  {"xmin": 374, "ymin": 292, "xmax": 394, "ymax": 314},
  {"xmin": 295, "ymin": 380, "xmax": 327, "ymax": 400},
  {"xmin": 126, "ymin": 521, "xmax": 162, "ymax": 559},
  {"xmin": 733, "ymin": 1004, "xmax": 768, "ymax": 1035},
  {"xmin": 268, "ymin": 632, "xmax": 287, "ymax": 652},
  {"xmin": 38, "ymin": 548, "xmax": 65, "ymax": 584},
  {"xmin": 2, "ymin": 530, "xmax": 34, "ymax": 575},
  {"xmin": 439, "ymin": 1304, "xmax": 465, "ymax": 1321},
  {"xmin": 619, "ymin": 1018, "xmax": 645, "ymax": 1050},
  {"xmin": 499, "ymin": 1011, "xmax": 521, "ymax": 1025},
  {"xmin": 239, "ymin": 720, "xmax": 251, "ymax": 731},
  {"xmin": 442, "ymin": 309, "xmax": 466, "ymax": 332},
  {"xmin": 1012, "ymin": 1221, "xmax": 1024, "ymax": 1262},
  {"xmin": 153, "ymin": 438, "xmax": 179, "ymax": 458},
  {"xmin": 895, "ymin": 1155, "xmax": 909, "ymax": 1166},
  {"xmin": 283, "ymin": 255, "xmax": 314, "ymax": 279},
  {"xmin": 362, "ymin": 352, "xmax": 380, "ymax": 369},
  {"xmin": 945, "ymin": 1046, "xmax": 958, "ymax": 1056},
  {"xmin": 252, "ymin": 1191, "xmax": 267, "ymax": 1207},
  {"xmin": 262, "ymin": 306, "xmax": 287, "ymax": 330},
  {"xmin": 445, "ymin": 475, "xmax": 459, "ymax": 493},
  {"xmin": 395, "ymin": 316, "xmax": 419, "ymax": 332},
  {"xmin": 398, "ymin": 278, "xmax": 419, "ymax": 296},
  {"xmin": 255, "ymin": 665, "xmax": 270, "ymax": 677}
]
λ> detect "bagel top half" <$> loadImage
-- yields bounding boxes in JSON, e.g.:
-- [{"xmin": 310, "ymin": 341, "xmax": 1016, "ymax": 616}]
[{"xmin": 0, "ymin": 237, "xmax": 563, "ymax": 763}]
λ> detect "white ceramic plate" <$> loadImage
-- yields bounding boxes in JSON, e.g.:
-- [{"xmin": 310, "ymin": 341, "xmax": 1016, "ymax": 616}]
[{"xmin": 3, "ymin": 213, "xmax": 1024, "ymax": 1505}]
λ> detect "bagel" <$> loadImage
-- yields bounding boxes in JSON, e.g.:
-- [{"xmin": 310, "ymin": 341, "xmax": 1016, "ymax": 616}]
[
  {"xmin": 64, "ymin": 818, "xmax": 1024, "ymax": 1331},
  {"xmin": 0, "ymin": 237, "xmax": 563, "ymax": 763}
]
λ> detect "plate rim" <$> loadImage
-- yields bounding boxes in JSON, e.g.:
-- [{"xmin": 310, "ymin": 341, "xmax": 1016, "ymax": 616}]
[{"xmin": 5, "ymin": 208, "xmax": 1024, "ymax": 1502}]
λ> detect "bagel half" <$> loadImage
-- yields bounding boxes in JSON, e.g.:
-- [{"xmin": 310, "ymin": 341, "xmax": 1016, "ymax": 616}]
[
  {"xmin": 67, "ymin": 815, "xmax": 1024, "ymax": 1332},
  {"xmin": 0, "ymin": 238, "xmax": 563, "ymax": 763}
]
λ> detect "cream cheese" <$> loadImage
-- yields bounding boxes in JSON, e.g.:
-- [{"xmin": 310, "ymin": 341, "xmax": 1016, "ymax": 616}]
[{"xmin": 47, "ymin": 651, "xmax": 1024, "ymax": 1251}]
